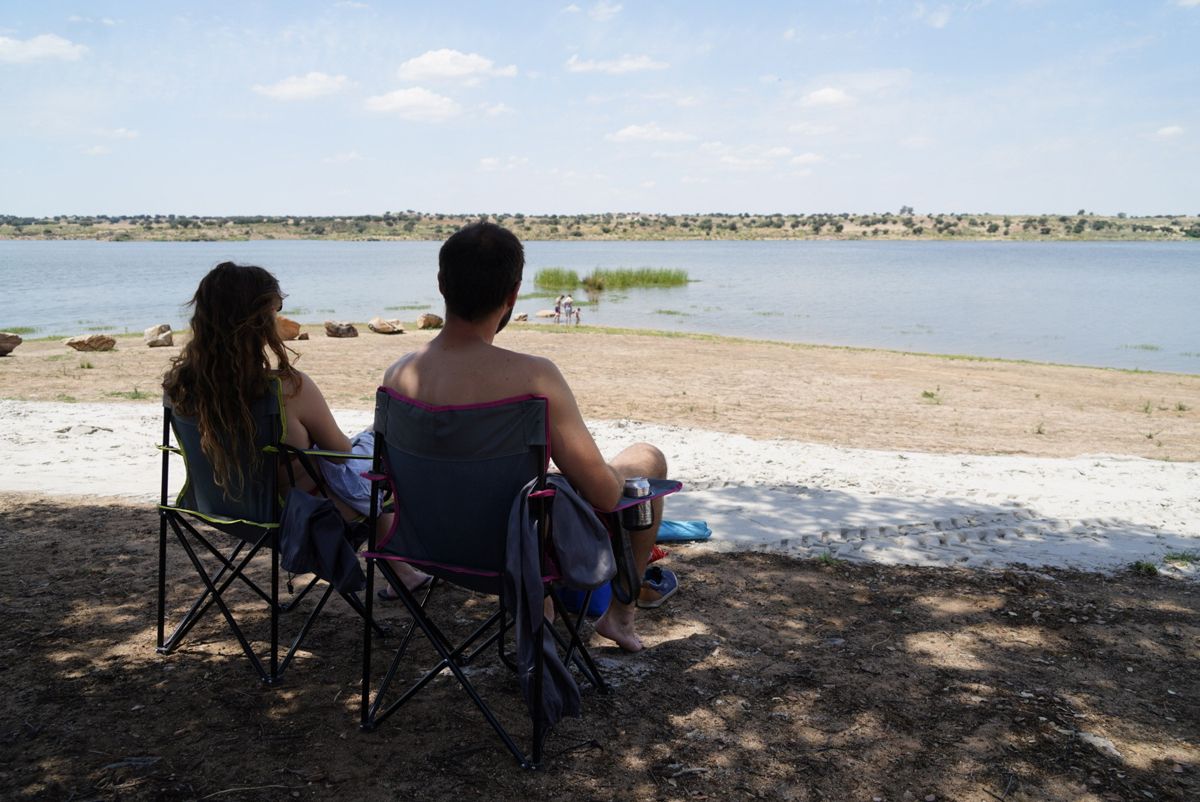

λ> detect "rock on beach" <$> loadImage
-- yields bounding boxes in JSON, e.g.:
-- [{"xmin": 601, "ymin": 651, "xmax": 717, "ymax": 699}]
[
  {"xmin": 143, "ymin": 324, "xmax": 173, "ymax": 347},
  {"xmin": 368, "ymin": 317, "xmax": 405, "ymax": 334},
  {"xmin": 416, "ymin": 313, "xmax": 443, "ymax": 330},
  {"xmin": 324, "ymin": 321, "xmax": 358, "ymax": 338},
  {"xmin": 276, "ymin": 316, "xmax": 302, "ymax": 341},
  {"xmin": 0, "ymin": 332, "xmax": 22, "ymax": 356},
  {"xmin": 65, "ymin": 334, "xmax": 116, "ymax": 352}
]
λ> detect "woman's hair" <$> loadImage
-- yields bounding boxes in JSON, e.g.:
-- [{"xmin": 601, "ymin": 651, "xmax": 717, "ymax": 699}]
[{"xmin": 162, "ymin": 262, "xmax": 298, "ymax": 495}]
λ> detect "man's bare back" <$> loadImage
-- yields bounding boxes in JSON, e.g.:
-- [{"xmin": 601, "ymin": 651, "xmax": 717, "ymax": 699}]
[{"xmin": 381, "ymin": 222, "xmax": 669, "ymax": 651}]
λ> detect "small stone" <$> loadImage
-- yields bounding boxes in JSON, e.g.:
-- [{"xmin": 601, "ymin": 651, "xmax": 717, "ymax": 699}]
[
  {"xmin": 1078, "ymin": 731, "xmax": 1123, "ymax": 760},
  {"xmin": 65, "ymin": 334, "xmax": 116, "ymax": 352},
  {"xmin": 514, "ymin": 312, "xmax": 529, "ymax": 322},
  {"xmin": 276, "ymin": 316, "xmax": 302, "ymax": 340},
  {"xmin": 324, "ymin": 321, "xmax": 359, "ymax": 338},
  {"xmin": 416, "ymin": 313, "xmax": 444, "ymax": 330},
  {"xmin": 926, "ymin": 795, "xmax": 938, "ymax": 801},
  {"xmin": 297, "ymin": 332, "xmax": 309, "ymax": 340}
]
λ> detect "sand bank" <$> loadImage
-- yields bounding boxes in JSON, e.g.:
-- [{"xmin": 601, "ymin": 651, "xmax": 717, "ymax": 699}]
[{"xmin": 2, "ymin": 399, "xmax": 1196, "ymax": 575}]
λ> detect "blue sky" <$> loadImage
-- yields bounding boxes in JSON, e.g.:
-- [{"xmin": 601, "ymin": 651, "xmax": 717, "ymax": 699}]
[{"xmin": 1, "ymin": 1, "xmax": 1197, "ymax": 216}]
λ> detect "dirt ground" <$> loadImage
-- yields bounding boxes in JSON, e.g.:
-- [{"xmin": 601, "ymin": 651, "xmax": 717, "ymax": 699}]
[
  {"xmin": 2, "ymin": 327, "xmax": 1198, "ymax": 461},
  {"xmin": 1, "ymin": 494, "xmax": 1197, "ymax": 802}
]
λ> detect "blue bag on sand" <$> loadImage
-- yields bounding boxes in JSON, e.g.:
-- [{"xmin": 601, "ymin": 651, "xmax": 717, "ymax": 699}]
[{"xmin": 657, "ymin": 520, "xmax": 712, "ymax": 542}]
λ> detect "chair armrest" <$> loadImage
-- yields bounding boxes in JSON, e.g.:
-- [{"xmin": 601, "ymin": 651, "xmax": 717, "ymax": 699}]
[{"xmin": 597, "ymin": 478, "xmax": 682, "ymax": 514}]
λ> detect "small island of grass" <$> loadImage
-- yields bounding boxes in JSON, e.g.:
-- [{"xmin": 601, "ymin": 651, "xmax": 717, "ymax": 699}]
[{"xmin": 535, "ymin": 266, "xmax": 689, "ymax": 292}]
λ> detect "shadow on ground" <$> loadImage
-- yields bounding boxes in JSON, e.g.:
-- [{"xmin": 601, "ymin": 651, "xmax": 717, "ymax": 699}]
[{"xmin": 1, "ymin": 493, "xmax": 1197, "ymax": 802}]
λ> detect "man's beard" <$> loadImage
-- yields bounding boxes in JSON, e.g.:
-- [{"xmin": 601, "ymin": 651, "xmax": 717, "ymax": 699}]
[{"xmin": 496, "ymin": 306, "xmax": 513, "ymax": 334}]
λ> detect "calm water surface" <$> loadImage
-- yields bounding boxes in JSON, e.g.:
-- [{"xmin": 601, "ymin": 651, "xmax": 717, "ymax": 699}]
[{"xmin": 1, "ymin": 239, "xmax": 1197, "ymax": 373}]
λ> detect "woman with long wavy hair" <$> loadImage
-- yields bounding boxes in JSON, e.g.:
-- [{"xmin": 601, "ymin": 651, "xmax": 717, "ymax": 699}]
[{"xmin": 163, "ymin": 261, "xmax": 429, "ymax": 594}]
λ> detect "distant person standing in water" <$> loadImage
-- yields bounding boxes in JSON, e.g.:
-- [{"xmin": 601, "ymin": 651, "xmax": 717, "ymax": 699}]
[{"xmin": 563, "ymin": 293, "xmax": 574, "ymax": 323}]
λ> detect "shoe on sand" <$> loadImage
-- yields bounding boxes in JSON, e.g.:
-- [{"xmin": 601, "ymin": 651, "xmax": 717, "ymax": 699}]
[{"xmin": 637, "ymin": 566, "xmax": 678, "ymax": 609}]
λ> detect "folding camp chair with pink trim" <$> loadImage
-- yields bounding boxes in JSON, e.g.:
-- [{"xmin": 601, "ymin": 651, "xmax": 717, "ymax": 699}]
[{"xmin": 359, "ymin": 388, "xmax": 679, "ymax": 768}]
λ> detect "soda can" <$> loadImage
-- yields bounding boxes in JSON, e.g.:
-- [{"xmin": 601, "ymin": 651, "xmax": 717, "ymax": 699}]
[{"xmin": 622, "ymin": 476, "xmax": 653, "ymax": 531}]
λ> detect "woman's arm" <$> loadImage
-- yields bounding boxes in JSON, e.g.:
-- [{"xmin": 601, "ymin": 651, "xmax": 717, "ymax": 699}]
[{"xmin": 283, "ymin": 371, "xmax": 352, "ymax": 458}]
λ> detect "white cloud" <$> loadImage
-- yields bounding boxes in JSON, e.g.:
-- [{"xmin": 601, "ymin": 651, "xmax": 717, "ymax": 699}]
[
  {"xmin": 365, "ymin": 87, "xmax": 461, "ymax": 121},
  {"xmin": 563, "ymin": 4, "xmax": 582, "ymax": 12},
  {"xmin": 783, "ymin": 28, "xmax": 797, "ymax": 41},
  {"xmin": 566, "ymin": 53, "xmax": 668, "ymax": 74},
  {"xmin": 0, "ymin": 33, "xmax": 87, "ymax": 63},
  {"xmin": 589, "ymin": 1, "xmax": 623, "ymax": 21},
  {"xmin": 699, "ymin": 141, "xmax": 795, "ymax": 170},
  {"xmin": 640, "ymin": 180, "xmax": 656, "ymax": 188},
  {"xmin": 1152, "ymin": 125, "xmax": 1184, "ymax": 140},
  {"xmin": 801, "ymin": 87, "xmax": 854, "ymax": 106},
  {"xmin": 397, "ymin": 49, "xmax": 516, "ymax": 84},
  {"xmin": 789, "ymin": 121, "xmax": 836, "ymax": 136},
  {"xmin": 607, "ymin": 122, "xmax": 695, "ymax": 143},
  {"xmin": 790, "ymin": 152, "xmax": 823, "ymax": 166},
  {"xmin": 1174, "ymin": 0, "xmax": 1200, "ymax": 7},
  {"xmin": 83, "ymin": 145, "xmax": 110, "ymax": 156},
  {"xmin": 252, "ymin": 72, "xmax": 350, "ymax": 101},
  {"xmin": 67, "ymin": 15, "xmax": 117, "ymax": 26},
  {"xmin": 914, "ymin": 3, "xmax": 953, "ymax": 28},
  {"xmin": 323, "ymin": 150, "xmax": 363, "ymax": 163},
  {"xmin": 481, "ymin": 102, "xmax": 514, "ymax": 116},
  {"xmin": 98, "ymin": 127, "xmax": 139, "ymax": 139},
  {"xmin": 334, "ymin": 1, "xmax": 370, "ymax": 7},
  {"xmin": 479, "ymin": 156, "xmax": 528, "ymax": 171},
  {"xmin": 901, "ymin": 135, "xmax": 934, "ymax": 148}
]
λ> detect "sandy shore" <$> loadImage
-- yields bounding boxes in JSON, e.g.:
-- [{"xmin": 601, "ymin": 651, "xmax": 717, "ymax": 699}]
[{"xmin": 2, "ymin": 327, "xmax": 1197, "ymax": 573}]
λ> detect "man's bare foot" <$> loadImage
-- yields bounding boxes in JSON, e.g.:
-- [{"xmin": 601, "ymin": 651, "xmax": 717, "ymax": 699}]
[
  {"xmin": 594, "ymin": 604, "xmax": 643, "ymax": 653},
  {"xmin": 376, "ymin": 563, "xmax": 432, "ymax": 599}
]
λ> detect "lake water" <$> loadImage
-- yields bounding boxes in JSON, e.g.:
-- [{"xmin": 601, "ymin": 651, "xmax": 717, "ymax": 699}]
[{"xmin": 1, "ymin": 239, "xmax": 1197, "ymax": 373}]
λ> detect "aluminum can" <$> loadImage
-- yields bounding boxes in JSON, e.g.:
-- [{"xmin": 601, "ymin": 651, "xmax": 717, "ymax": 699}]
[{"xmin": 622, "ymin": 476, "xmax": 653, "ymax": 530}]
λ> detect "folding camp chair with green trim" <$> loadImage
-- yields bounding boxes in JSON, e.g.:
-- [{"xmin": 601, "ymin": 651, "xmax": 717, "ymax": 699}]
[{"xmin": 156, "ymin": 376, "xmax": 382, "ymax": 684}]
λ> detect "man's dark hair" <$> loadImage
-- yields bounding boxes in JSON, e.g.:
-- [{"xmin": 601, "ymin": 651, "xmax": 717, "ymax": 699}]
[{"xmin": 438, "ymin": 222, "xmax": 524, "ymax": 322}]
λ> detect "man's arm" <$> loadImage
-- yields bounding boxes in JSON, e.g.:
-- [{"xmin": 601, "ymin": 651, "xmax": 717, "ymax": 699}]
[{"xmin": 534, "ymin": 358, "xmax": 623, "ymax": 512}]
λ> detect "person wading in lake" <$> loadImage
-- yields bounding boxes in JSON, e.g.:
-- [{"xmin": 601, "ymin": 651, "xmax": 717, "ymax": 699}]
[{"xmin": 381, "ymin": 222, "xmax": 669, "ymax": 652}]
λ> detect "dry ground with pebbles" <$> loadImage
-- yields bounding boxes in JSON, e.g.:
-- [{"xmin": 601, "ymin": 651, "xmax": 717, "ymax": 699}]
[
  {"xmin": 0, "ymin": 495, "xmax": 1196, "ymax": 802},
  {"xmin": 1, "ymin": 327, "xmax": 1198, "ymax": 801}
]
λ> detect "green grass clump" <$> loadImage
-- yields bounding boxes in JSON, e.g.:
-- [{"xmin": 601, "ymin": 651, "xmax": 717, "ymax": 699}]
[
  {"xmin": 1130, "ymin": 560, "xmax": 1158, "ymax": 576},
  {"xmin": 2, "ymin": 325, "xmax": 38, "ymax": 334},
  {"xmin": 79, "ymin": 360, "xmax": 94, "ymax": 369},
  {"xmin": 654, "ymin": 309, "xmax": 690, "ymax": 316},
  {"xmin": 582, "ymin": 267, "xmax": 688, "ymax": 290},
  {"xmin": 1163, "ymin": 550, "xmax": 1199, "ymax": 565},
  {"xmin": 534, "ymin": 267, "xmax": 580, "ymax": 290},
  {"xmin": 383, "ymin": 304, "xmax": 431, "ymax": 311},
  {"xmin": 1123, "ymin": 343, "xmax": 1162, "ymax": 352},
  {"xmin": 107, "ymin": 387, "xmax": 150, "ymax": 400}
]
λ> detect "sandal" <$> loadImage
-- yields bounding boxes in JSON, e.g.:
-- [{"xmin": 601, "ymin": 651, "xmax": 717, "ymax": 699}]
[{"xmin": 637, "ymin": 566, "xmax": 678, "ymax": 609}]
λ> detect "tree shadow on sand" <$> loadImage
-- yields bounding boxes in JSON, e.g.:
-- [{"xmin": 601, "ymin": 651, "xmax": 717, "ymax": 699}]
[{"xmin": 0, "ymin": 494, "xmax": 1196, "ymax": 801}]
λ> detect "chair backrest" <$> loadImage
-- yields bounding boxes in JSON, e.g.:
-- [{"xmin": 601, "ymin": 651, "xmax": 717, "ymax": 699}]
[
  {"xmin": 373, "ymin": 389, "xmax": 548, "ymax": 576},
  {"xmin": 167, "ymin": 378, "xmax": 284, "ymax": 527}
]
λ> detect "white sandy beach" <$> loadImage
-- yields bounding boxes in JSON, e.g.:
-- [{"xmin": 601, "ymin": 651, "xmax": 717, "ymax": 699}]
[{"xmin": 2, "ymin": 399, "xmax": 1197, "ymax": 576}]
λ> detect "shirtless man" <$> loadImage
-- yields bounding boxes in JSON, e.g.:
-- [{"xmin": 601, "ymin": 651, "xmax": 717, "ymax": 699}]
[{"xmin": 382, "ymin": 222, "xmax": 667, "ymax": 652}]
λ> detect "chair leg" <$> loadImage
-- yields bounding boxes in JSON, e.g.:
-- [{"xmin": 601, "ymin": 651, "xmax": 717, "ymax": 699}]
[
  {"xmin": 160, "ymin": 516, "xmax": 264, "ymax": 654},
  {"xmin": 157, "ymin": 511, "xmax": 168, "ymax": 650},
  {"xmin": 548, "ymin": 591, "xmax": 609, "ymax": 693}
]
